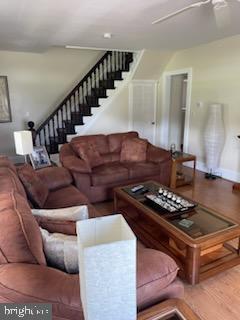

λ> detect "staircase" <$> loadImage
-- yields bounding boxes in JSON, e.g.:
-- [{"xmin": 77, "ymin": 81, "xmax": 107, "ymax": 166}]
[{"xmin": 34, "ymin": 51, "xmax": 134, "ymax": 154}]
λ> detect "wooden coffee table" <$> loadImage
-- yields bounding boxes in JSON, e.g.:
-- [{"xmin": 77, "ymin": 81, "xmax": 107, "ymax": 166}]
[
  {"xmin": 114, "ymin": 181, "xmax": 240, "ymax": 285},
  {"xmin": 138, "ymin": 299, "xmax": 201, "ymax": 320}
]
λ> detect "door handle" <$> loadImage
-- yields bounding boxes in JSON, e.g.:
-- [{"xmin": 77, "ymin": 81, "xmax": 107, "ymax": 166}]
[{"xmin": 151, "ymin": 122, "xmax": 155, "ymax": 125}]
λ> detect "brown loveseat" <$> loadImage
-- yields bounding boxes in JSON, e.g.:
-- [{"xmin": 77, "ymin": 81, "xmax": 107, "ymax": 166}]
[
  {"xmin": 0, "ymin": 157, "xmax": 183, "ymax": 319},
  {"xmin": 60, "ymin": 131, "xmax": 172, "ymax": 203}
]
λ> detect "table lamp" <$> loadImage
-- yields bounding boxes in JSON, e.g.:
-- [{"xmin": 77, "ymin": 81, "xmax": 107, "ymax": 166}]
[{"xmin": 14, "ymin": 130, "xmax": 33, "ymax": 163}]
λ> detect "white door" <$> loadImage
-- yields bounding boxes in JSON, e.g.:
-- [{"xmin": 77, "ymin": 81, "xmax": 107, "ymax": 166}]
[{"xmin": 129, "ymin": 81, "xmax": 157, "ymax": 144}]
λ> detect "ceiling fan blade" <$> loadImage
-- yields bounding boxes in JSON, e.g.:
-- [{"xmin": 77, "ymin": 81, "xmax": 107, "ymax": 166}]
[{"xmin": 152, "ymin": 0, "xmax": 211, "ymax": 25}]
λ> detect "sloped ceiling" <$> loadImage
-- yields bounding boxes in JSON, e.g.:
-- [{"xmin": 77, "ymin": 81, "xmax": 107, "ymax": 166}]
[{"xmin": 1, "ymin": 0, "xmax": 240, "ymax": 52}]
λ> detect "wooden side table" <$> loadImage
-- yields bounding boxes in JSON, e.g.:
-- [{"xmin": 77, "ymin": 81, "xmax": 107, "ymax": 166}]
[
  {"xmin": 170, "ymin": 152, "xmax": 196, "ymax": 189},
  {"xmin": 138, "ymin": 299, "xmax": 201, "ymax": 320}
]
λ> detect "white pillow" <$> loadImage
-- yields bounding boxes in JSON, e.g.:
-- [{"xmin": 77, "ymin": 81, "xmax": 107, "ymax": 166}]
[
  {"xmin": 40, "ymin": 228, "xmax": 78, "ymax": 274},
  {"xmin": 32, "ymin": 205, "xmax": 88, "ymax": 221}
]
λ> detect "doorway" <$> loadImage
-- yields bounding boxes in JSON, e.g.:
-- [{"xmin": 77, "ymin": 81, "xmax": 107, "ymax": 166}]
[{"xmin": 160, "ymin": 69, "xmax": 192, "ymax": 152}]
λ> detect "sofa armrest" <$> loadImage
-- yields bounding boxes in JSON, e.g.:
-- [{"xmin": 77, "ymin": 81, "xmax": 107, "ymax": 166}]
[
  {"xmin": 61, "ymin": 155, "xmax": 92, "ymax": 174},
  {"xmin": 36, "ymin": 166, "xmax": 73, "ymax": 191},
  {"xmin": 34, "ymin": 204, "xmax": 98, "ymax": 235},
  {"xmin": 0, "ymin": 263, "xmax": 82, "ymax": 319},
  {"xmin": 147, "ymin": 144, "xmax": 171, "ymax": 163}
]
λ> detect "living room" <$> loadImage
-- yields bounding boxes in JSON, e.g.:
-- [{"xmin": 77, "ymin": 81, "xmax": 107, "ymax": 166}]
[{"xmin": 1, "ymin": 1, "xmax": 240, "ymax": 319}]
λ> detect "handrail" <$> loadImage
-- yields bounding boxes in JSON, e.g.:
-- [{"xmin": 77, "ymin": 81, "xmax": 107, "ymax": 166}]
[
  {"xmin": 34, "ymin": 50, "xmax": 133, "ymax": 152},
  {"xmin": 36, "ymin": 51, "xmax": 111, "ymax": 133}
]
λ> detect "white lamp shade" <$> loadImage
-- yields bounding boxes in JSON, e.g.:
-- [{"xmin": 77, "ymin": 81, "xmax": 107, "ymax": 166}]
[
  {"xmin": 77, "ymin": 214, "xmax": 136, "ymax": 320},
  {"xmin": 14, "ymin": 130, "xmax": 33, "ymax": 155}
]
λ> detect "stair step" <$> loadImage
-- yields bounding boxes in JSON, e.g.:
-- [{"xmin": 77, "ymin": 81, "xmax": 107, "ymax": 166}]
[
  {"xmin": 99, "ymin": 79, "xmax": 115, "ymax": 89},
  {"xmin": 55, "ymin": 129, "xmax": 67, "ymax": 144},
  {"xmin": 107, "ymin": 70, "xmax": 123, "ymax": 80},
  {"xmin": 71, "ymin": 112, "xmax": 84, "ymax": 125},
  {"xmin": 78, "ymin": 104, "xmax": 92, "ymax": 116},
  {"xmin": 63, "ymin": 120, "xmax": 76, "ymax": 134},
  {"xmin": 91, "ymin": 87, "xmax": 108, "ymax": 98},
  {"xmin": 46, "ymin": 143, "xmax": 59, "ymax": 155},
  {"xmin": 85, "ymin": 96, "xmax": 100, "ymax": 107}
]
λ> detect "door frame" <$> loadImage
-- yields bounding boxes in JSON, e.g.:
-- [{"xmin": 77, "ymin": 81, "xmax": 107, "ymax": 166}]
[
  {"xmin": 129, "ymin": 80, "xmax": 158, "ymax": 144},
  {"xmin": 160, "ymin": 68, "xmax": 192, "ymax": 152}
]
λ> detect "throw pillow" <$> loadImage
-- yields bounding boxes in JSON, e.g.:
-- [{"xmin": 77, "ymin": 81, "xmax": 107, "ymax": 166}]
[
  {"xmin": 40, "ymin": 228, "xmax": 78, "ymax": 274},
  {"xmin": 17, "ymin": 164, "xmax": 49, "ymax": 208},
  {"xmin": 31, "ymin": 205, "xmax": 89, "ymax": 221},
  {"xmin": 72, "ymin": 142, "xmax": 104, "ymax": 168},
  {"xmin": 0, "ymin": 191, "xmax": 46, "ymax": 265},
  {"xmin": 120, "ymin": 138, "xmax": 148, "ymax": 162}
]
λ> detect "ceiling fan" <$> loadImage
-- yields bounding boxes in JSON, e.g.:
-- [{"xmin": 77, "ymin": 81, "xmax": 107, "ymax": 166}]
[{"xmin": 152, "ymin": 0, "xmax": 235, "ymax": 25}]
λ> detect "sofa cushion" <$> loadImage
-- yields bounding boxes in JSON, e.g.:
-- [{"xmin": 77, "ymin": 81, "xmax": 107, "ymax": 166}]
[
  {"xmin": 91, "ymin": 162, "xmax": 129, "ymax": 186},
  {"xmin": 120, "ymin": 138, "xmax": 148, "ymax": 162},
  {"xmin": 0, "ymin": 191, "xmax": 46, "ymax": 265},
  {"xmin": 44, "ymin": 185, "xmax": 89, "ymax": 209},
  {"xmin": 108, "ymin": 131, "xmax": 139, "ymax": 153},
  {"xmin": 17, "ymin": 164, "xmax": 49, "ymax": 208},
  {"xmin": 71, "ymin": 134, "xmax": 109, "ymax": 155},
  {"xmin": 0, "ymin": 167, "xmax": 27, "ymax": 199},
  {"xmin": 0, "ymin": 156, "xmax": 17, "ymax": 174},
  {"xmin": 137, "ymin": 248, "xmax": 179, "ymax": 307},
  {"xmin": 72, "ymin": 142, "xmax": 104, "ymax": 168},
  {"xmin": 101, "ymin": 152, "xmax": 120, "ymax": 164},
  {"xmin": 123, "ymin": 162, "xmax": 160, "ymax": 179},
  {"xmin": 0, "ymin": 263, "xmax": 83, "ymax": 319}
]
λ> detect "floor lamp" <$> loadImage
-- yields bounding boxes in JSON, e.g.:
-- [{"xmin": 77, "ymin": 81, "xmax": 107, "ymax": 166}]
[
  {"xmin": 14, "ymin": 130, "xmax": 33, "ymax": 163},
  {"xmin": 233, "ymin": 135, "xmax": 240, "ymax": 191}
]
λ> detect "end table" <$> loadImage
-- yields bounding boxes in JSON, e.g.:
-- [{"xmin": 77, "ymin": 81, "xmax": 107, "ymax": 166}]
[{"xmin": 170, "ymin": 151, "xmax": 196, "ymax": 189}]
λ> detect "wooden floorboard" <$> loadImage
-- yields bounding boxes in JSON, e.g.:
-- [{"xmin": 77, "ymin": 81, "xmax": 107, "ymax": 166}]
[{"xmin": 93, "ymin": 170, "xmax": 240, "ymax": 320}]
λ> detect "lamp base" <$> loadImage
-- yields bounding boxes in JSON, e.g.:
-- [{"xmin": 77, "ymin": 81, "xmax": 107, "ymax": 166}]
[
  {"xmin": 24, "ymin": 154, "xmax": 28, "ymax": 164},
  {"xmin": 205, "ymin": 172, "xmax": 221, "ymax": 180}
]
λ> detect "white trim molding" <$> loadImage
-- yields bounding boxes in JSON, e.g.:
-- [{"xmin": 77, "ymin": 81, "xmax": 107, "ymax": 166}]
[
  {"xmin": 185, "ymin": 160, "xmax": 240, "ymax": 183},
  {"xmin": 160, "ymin": 68, "xmax": 192, "ymax": 152}
]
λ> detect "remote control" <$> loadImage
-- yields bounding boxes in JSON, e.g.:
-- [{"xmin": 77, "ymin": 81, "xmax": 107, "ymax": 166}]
[{"xmin": 131, "ymin": 185, "xmax": 144, "ymax": 193}]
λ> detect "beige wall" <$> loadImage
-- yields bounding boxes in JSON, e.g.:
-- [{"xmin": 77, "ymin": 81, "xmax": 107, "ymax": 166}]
[
  {"xmin": 161, "ymin": 35, "xmax": 240, "ymax": 180},
  {"xmin": 0, "ymin": 47, "xmax": 102, "ymax": 155},
  {"xmin": 133, "ymin": 50, "xmax": 173, "ymax": 80}
]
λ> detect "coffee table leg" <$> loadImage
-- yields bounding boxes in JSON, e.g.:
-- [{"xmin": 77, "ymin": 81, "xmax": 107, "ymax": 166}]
[{"xmin": 186, "ymin": 246, "xmax": 200, "ymax": 285}]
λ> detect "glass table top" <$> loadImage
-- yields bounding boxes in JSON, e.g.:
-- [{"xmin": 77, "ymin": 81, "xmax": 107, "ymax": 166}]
[
  {"xmin": 123, "ymin": 182, "xmax": 237, "ymax": 239},
  {"xmin": 171, "ymin": 151, "xmax": 194, "ymax": 160}
]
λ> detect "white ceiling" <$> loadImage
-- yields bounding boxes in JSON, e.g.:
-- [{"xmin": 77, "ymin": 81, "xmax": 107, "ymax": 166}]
[{"xmin": 1, "ymin": 0, "xmax": 240, "ymax": 52}]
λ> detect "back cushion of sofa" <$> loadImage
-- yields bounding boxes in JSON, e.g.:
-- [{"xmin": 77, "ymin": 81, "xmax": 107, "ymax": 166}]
[
  {"xmin": 0, "ymin": 167, "xmax": 27, "ymax": 199},
  {"xmin": 71, "ymin": 134, "xmax": 109, "ymax": 155},
  {"xmin": 0, "ymin": 191, "xmax": 46, "ymax": 265},
  {"xmin": 108, "ymin": 132, "xmax": 139, "ymax": 153},
  {"xmin": 17, "ymin": 164, "xmax": 49, "ymax": 208}
]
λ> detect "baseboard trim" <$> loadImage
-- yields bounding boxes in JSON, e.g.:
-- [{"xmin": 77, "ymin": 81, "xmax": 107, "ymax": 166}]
[{"xmin": 185, "ymin": 161, "xmax": 240, "ymax": 183}]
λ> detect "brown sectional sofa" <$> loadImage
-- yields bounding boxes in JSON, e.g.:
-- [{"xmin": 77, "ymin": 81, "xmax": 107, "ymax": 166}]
[
  {"xmin": 0, "ymin": 156, "xmax": 183, "ymax": 319},
  {"xmin": 60, "ymin": 131, "xmax": 172, "ymax": 203}
]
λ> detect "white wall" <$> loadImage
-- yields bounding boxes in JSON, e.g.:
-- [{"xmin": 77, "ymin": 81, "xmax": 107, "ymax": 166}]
[
  {"xmin": 161, "ymin": 34, "xmax": 240, "ymax": 181},
  {"xmin": 0, "ymin": 47, "xmax": 102, "ymax": 155}
]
